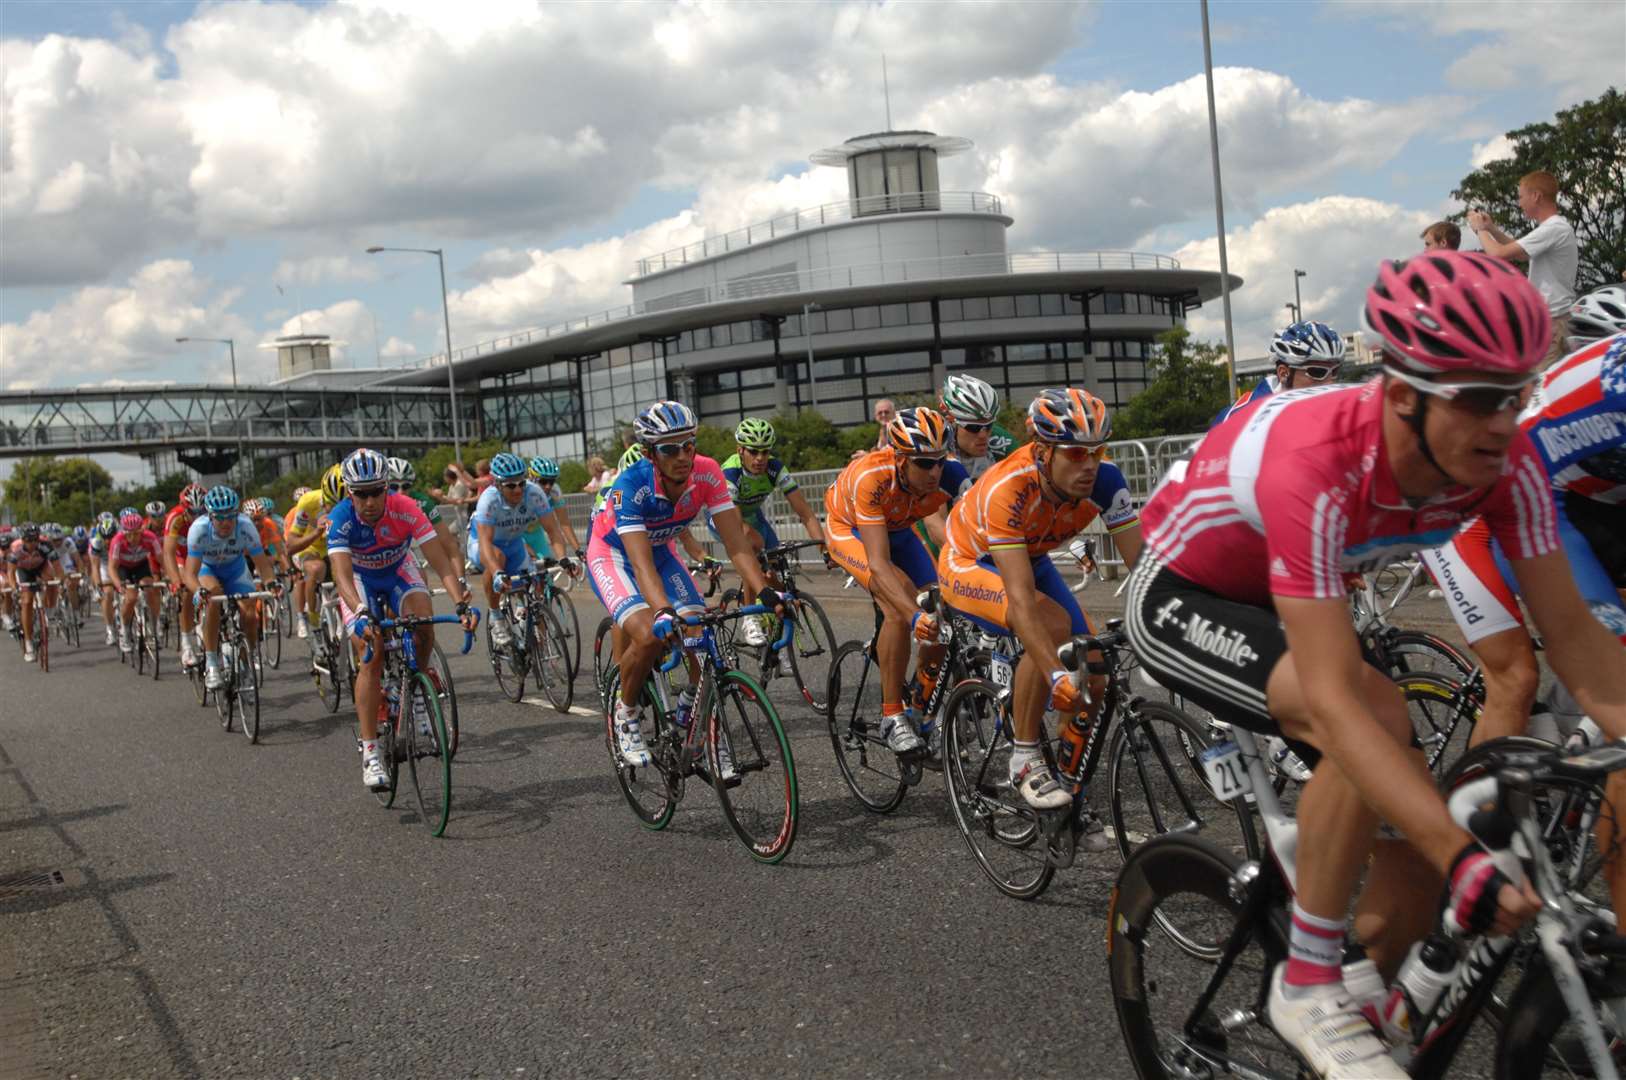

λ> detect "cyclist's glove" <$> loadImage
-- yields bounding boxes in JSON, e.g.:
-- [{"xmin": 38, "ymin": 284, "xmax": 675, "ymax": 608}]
[
  {"xmin": 911, "ymin": 610, "xmax": 938, "ymax": 643},
  {"xmin": 1441, "ymin": 842, "xmax": 1512, "ymax": 936},
  {"xmin": 820, "ymin": 545, "xmax": 838, "ymax": 571},
  {"xmin": 650, "ymin": 607, "xmax": 678, "ymax": 641},
  {"xmin": 349, "ymin": 613, "xmax": 371, "ymax": 643},
  {"xmin": 492, "ymin": 571, "xmax": 508, "ymax": 595},
  {"xmin": 702, "ymin": 556, "xmax": 722, "ymax": 573},
  {"xmin": 559, "ymin": 556, "xmax": 580, "ymax": 575},
  {"xmin": 1046, "ymin": 669, "xmax": 1080, "ymax": 713},
  {"xmin": 754, "ymin": 586, "xmax": 785, "ymax": 613}
]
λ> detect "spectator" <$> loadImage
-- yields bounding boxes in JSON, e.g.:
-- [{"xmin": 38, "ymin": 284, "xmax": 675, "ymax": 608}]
[
  {"xmin": 851, "ymin": 398, "xmax": 898, "ymax": 460},
  {"xmin": 1420, "ymin": 221, "xmax": 1461, "ymax": 251},
  {"xmin": 1467, "ymin": 170, "xmax": 1578, "ymax": 366},
  {"xmin": 473, "ymin": 458, "xmax": 494, "ymax": 495},
  {"xmin": 431, "ymin": 463, "xmax": 476, "ymax": 544},
  {"xmin": 582, "ymin": 456, "xmax": 609, "ymax": 493}
]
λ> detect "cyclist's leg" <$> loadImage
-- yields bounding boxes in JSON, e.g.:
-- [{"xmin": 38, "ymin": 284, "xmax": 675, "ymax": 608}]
[
  {"xmin": 197, "ymin": 572, "xmax": 226, "ymax": 653},
  {"xmin": 302, "ymin": 555, "xmax": 326, "ymax": 627},
  {"xmin": 17, "ymin": 569, "xmax": 39, "ymax": 646},
  {"xmin": 341, "ymin": 586, "xmax": 386, "ymax": 741},
  {"xmin": 587, "ymin": 536, "xmax": 655, "ymax": 698},
  {"xmin": 390, "ymin": 563, "xmax": 435, "ymax": 664},
  {"xmin": 118, "ymin": 576, "xmax": 138, "ymax": 644},
  {"xmin": 142, "ymin": 575, "xmax": 160, "ymax": 625}
]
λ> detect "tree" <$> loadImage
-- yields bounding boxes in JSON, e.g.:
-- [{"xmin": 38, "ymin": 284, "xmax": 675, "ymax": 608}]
[
  {"xmin": 1113, "ymin": 327, "xmax": 1233, "ymax": 439},
  {"xmin": 413, "ymin": 438, "xmax": 509, "ymax": 490},
  {"xmin": 2, "ymin": 456, "xmax": 115, "ymax": 524},
  {"xmin": 1451, "ymin": 88, "xmax": 1626, "ymax": 290}
]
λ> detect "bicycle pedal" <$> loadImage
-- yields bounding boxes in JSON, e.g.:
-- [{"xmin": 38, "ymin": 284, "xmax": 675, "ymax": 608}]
[{"xmin": 899, "ymin": 756, "xmax": 924, "ymax": 787}]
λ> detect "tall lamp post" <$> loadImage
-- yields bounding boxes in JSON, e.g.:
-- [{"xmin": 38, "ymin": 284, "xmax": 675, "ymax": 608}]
[
  {"xmin": 1293, "ymin": 268, "xmax": 1307, "ymax": 321},
  {"xmin": 176, "ymin": 336, "xmax": 246, "ymax": 483},
  {"xmin": 1200, "ymin": 0, "xmax": 1239, "ymax": 398},
  {"xmin": 367, "ymin": 245, "xmax": 465, "ymax": 469},
  {"xmin": 1284, "ymin": 301, "xmax": 1300, "ymax": 323},
  {"xmin": 801, "ymin": 302, "xmax": 821, "ymax": 409}
]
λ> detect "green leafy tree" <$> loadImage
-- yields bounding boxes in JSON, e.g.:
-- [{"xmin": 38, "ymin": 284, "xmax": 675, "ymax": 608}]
[
  {"xmin": 1113, "ymin": 327, "xmax": 1233, "ymax": 439},
  {"xmin": 1451, "ymin": 88, "xmax": 1626, "ymax": 289},
  {"xmin": 412, "ymin": 438, "xmax": 509, "ymax": 491},
  {"xmin": 557, "ymin": 460, "xmax": 589, "ymax": 493},
  {"xmin": 2, "ymin": 456, "xmax": 116, "ymax": 524}
]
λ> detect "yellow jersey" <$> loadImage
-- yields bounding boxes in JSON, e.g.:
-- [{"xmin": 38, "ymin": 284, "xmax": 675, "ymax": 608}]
[{"xmin": 286, "ymin": 489, "xmax": 331, "ymax": 559}]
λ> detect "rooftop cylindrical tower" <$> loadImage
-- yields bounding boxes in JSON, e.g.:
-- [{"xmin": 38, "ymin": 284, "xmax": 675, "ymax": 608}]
[{"xmin": 810, "ymin": 130, "xmax": 973, "ymax": 215}]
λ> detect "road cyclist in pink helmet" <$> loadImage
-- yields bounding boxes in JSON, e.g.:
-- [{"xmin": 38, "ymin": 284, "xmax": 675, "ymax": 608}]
[{"xmin": 1116, "ymin": 250, "xmax": 1626, "ymax": 1079}]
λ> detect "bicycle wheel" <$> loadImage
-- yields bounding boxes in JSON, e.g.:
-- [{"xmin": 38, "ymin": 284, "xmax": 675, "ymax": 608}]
[
  {"xmin": 263, "ymin": 603, "xmax": 282, "ymax": 670},
  {"xmin": 238, "ymin": 641, "xmax": 261, "ymax": 743},
  {"xmin": 941, "ymin": 677, "xmax": 1054, "ymax": 900},
  {"xmin": 312, "ymin": 631, "xmax": 343, "ymax": 713},
  {"xmin": 1380, "ymin": 627, "xmax": 1475, "ymax": 682},
  {"xmin": 709, "ymin": 670, "xmax": 798, "ymax": 863},
  {"xmin": 825, "ymin": 640, "xmax": 908, "ymax": 813},
  {"xmin": 1109, "ymin": 834, "xmax": 1295, "ymax": 1078},
  {"xmin": 592, "ymin": 615, "xmax": 615, "ymax": 707},
  {"xmin": 1399, "ymin": 671, "xmax": 1479, "ymax": 776},
  {"xmin": 147, "ymin": 616, "xmax": 161, "ymax": 680},
  {"xmin": 36, "ymin": 617, "xmax": 49, "ymax": 673},
  {"xmin": 528, "ymin": 602, "xmax": 574, "ymax": 712},
  {"xmin": 404, "ymin": 671, "xmax": 452, "ymax": 837},
  {"xmin": 63, "ymin": 605, "xmax": 80, "ymax": 648},
  {"xmin": 782, "ymin": 594, "xmax": 838, "ymax": 718},
  {"xmin": 189, "ymin": 644, "xmax": 207, "ymax": 706},
  {"xmin": 488, "ymin": 612, "xmax": 526, "ymax": 703},
  {"xmin": 374, "ymin": 711, "xmax": 399, "ymax": 808},
  {"xmin": 216, "ymin": 666, "xmax": 234, "ymax": 731},
  {"xmin": 546, "ymin": 587, "xmax": 580, "ymax": 679},
  {"xmin": 426, "ymin": 643, "xmax": 460, "ymax": 761},
  {"xmin": 134, "ymin": 615, "xmax": 147, "ymax": 676},
  {"xmin": 603, "ymin": 666, "xmax": 675, "ymax": 830},
  {"xmin": 1106, "ymin": 702, "xmax": 1259, "ymax": 864},
  {"xmin": 1493, "ymin": 951, "xmax": 1626, "ymax": 1079}
]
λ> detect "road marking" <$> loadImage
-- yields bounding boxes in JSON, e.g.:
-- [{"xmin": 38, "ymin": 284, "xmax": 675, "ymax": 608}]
[{"xmin": 521, "ymin": 697, "xmax": 599, "ymax": 717}]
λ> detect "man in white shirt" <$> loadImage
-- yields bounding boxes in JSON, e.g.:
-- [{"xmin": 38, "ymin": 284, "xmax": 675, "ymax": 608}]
[{"xmin": 1467, "ymin": 169, "xmax": 1578, "ymax": 367}]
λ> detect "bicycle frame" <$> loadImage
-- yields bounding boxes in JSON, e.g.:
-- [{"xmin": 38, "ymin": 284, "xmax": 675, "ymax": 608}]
[{"xmin": 650, "ymin": 603, "xmax": 794, "ymax": 769}]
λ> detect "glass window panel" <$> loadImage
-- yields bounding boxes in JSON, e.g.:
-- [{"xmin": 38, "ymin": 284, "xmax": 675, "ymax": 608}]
[
  {"xmin": 939, "ymin": 298, "xmax": 963, "ymax": 322},
  {"xmin": 852, "ymin": 306, "xmax": 881, "ymax": 331},
  {"xmin": 1088, "ymin": 294, "xmax": 1106, "ymax": 314},
  {"xmin": 864, "ymin": 351, "xmax": 930, "ymax": 373},
  {"xmin": 884, "ymin": 149, "xmax": 921, "ymax": 196},
  {"xmin": 854, "ymin": 152, "xmax": 885, "ymax": 202},
  {"xmin": 989, "ymin": 296, "xmax": 1016, "ymax": 319},
  {"xmin": 880, "ymin": 304, "xmax": 909, "ymax": 328},
  {"xmin": 1016, "ymin": 294, "xmax": 1042, "ymax": 318},
  {"xmin": 919, "ymin": 150, "xmax": 939, "ymax": 194},
  {"xmin": 808, "ymin": 310, "xmax": 828, "ymax": 334},
  {"xmin": 823, "ymin": 307, "xmax": 854, "ymax": 333},
  {"xmin": 784, "ymin": 314, "xmax": 802, "ymax": 337},
  {"xmin": 908, "ymin": 301, "xmax": 932, "ymax": 325},
  {"xmin": 1105, "ymin": 293, "xmax": 1125, "ymax": 314},
  {"xmin": 1041, "ymin": 293, "xmax": 1065, "ymax": 317},
  {"xmin": 962, "ymin": 297, "xmax": 990, "ymax": 320}
]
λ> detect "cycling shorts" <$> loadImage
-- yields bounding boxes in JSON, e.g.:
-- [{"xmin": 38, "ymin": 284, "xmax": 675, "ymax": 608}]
[
  {"xmin": 198, "ymin": 558, "xmax": 255, "ymax": 598},
  {"xmin": 824, "ymin": 521, "xmax": 936, "ymax": 593},
  {"xmin": 13, "ymin": 565, "xmax": 54, "ymax": 588},
  {"xmin": 707, "ymin": 510, "xmax": 778, "ymax": 551},
  {"xmin": 293, "ymin": 534, "xmax": 328, "ymax": 561},
  {"xmin": 937, "ymin": 550, "xmax": 1088, "ymax": 638},
  {"xmin": 466, "ymin": 534, "xmax": 534, "ymax": 577},
  {"xmin": 338, "ymin": 559, "xmax": 429, "ymax": 630},
  {"xmin": 586, "ymin": 533, "xmax": 705, "ymax": 626}
]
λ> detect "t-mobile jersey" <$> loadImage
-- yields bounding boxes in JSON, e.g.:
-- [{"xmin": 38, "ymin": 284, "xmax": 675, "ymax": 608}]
[
  {"xmin": 1140, "ymin": 379, "xmax": 1557, "ymax": 606},
  {"xmin": 108, "ymin": 529, "xmax": 163, "ymax": 576}
]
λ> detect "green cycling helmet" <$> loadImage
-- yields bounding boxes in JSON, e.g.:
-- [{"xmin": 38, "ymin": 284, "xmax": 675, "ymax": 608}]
[
  {"xmin": 734, "ymin": 417, "xmax": 776, "ymax": 451},
  {"xmin": 940, "ymin": 373, "xmax": 1000, "ymax": 423}
]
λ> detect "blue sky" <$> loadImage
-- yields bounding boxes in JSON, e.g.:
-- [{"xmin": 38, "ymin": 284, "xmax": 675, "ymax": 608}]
[{"xmin": 1, "ymin": 0, "xmax": 1619, "ymax": 481}]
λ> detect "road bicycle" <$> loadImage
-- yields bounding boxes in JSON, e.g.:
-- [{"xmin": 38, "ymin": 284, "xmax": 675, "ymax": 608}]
[
  {"xmin": 128, "ymin": 581, "xmax": 164, "ymax": 680},
  {"xmin": 14, "ymin": 580, "xmax": 51, "ymax": 672},
  {"xmin": 359, "ymin": 607, "xmax": 478, "ymax": 837},
  {"xmin": 1108, "ymin": 726, "xmax": 1626, "ymax": 1079},
  {"xmin": 486, "ymin": 566, "xmax": 573, "ymax": 710},
  {"xmin": 309, "ymin": 581, "xmax": 352, "ymax": 714},
  {"xmin": 746, "ymin": 540, "xmax": 840, "ymax": 714},
  {"xmin": 203, "ymin": 591, "xmax": 273, "ymax": 743},
  {"xmin": 592, "ymin": 559, "xmax": 727, "ymax": 709},
  {"xmin": 604, "ymin": 601, "xmax": 798, "ymax": 864},
  {"xmin": 255, "ymin": 571, "xmax": 286, "ymax": 670},
  {"xmin": 49, "ymin": 573, "xmax": 82, "ymax": 650},
  {"xmin": 940, "ymin": 618, "xmax": 1255, "ymax": 902},
  {"xmin": 537, "ymin": 557, "xmax": 581, "ymax": 679}
]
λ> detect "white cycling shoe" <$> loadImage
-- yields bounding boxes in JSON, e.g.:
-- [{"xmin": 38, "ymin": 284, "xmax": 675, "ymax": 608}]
[
  {"xmin": 881, "ymin": 714, "xmax": 924, "ymax": 755},
  {"xmin": 362, "ymin": 753, "xmax": 391, "ymax": 791},
  {"xmin": 614, "ymin": 705, "xmax": 652, "ymax": 767},
  {"xmin": 204, "ymin": 664, "xmax": 227, "ymax": 690},
  {"xmin": 490, "ymin": 616, "xmax": 514, "ymax": 648},
  {"xmin": 1266, "ymin": 965, "xmax": 1404, "ymax": 1079},
  {"xmin": 104, "ymin": 625, "xmax": 116, "ymax": 647},
  {"xmin": 740, "ymin": 616, "xmax": 769, "ymax": 647},
  {"xmin": 1014, "ymin": 762, "xmax": 1071, "ymax": 811},
  {"xmin": 295, "ymin": 618, "xmax": 308, "ymax": 640}
]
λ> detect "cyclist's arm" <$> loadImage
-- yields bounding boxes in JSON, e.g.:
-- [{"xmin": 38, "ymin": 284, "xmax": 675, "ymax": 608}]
[
  {"xmin": 538, "ymin": 509, "xmax": 568, "ymax": 556},
  {"xmin": 476, "ymin": 521, "xmax": 505, "ymax": 574},
  {"xmin": 285, "ymin": 527, "xmax": 322, "ymax": 557},
  {"xmin": 989, "ymin": 543, "xmax": 1063, "ymax": 665},
  {"xmin": 1275, "ymin": 595, "xmax": 1466, "ymax": 871},
  {"xmin": 784, "ymin": 488, "xmax": 826, "ymax": 546},
  {"xmin": 421, "ymin": 532, "xmax": 472, "ymax": 607},
  {"xmin": 857, "ymin": 520, "xmax": 916, "ymax": 617},
  {"xmin": 162, "ymin": 534, "xmax": 184, "ymax": 585},
  {"xmin": 920, "ymin": 508, "xmax": 948, "ymax": 549},
  {"xmin": 676, "ymin": 527, "xmax": 706, "ymax": 563},
  {"xmin": 1513, "ymin": 549, "xmax": 1626, "ymax": 733},
  {"xmin": 618, "ymin": 529, "xmax": 674, "ymax": 614},
  {"xmin": 251, "ymin": 550, "xmax": 276, "ymax": 587},
  {"xmin": 1111, "ymin": 523, "xmax": 1145, "ymax": 570},
  {"xmin": 109, "ymin": 556, "xmax": 128, "ymax": 591},
  {"xmin": 711, "ymin": 506, "xmax": 771, "ymax": 598},
  {"xmin": 182, "ymin": 554, "xmax": 205, "ymax": 595}
]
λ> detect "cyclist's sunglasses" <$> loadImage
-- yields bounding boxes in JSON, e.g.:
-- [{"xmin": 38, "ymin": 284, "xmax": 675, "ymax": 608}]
[
  {"xmin": 1388, "ymin": 367, "xmax": 1536, "ymax": 417},
  {"xmin": 1297, "ymin": 363, "xmax": 1341, "ymax": 382},
  {"xmin": 654, "ymin": 439, "xmax": 697, "ymax": 457},
  {"xmin": 209, "ymin": 511, "xmax": 238, "ymax": 521},
  {"xmin": 387, "ymin": 482, "xmax": 408, "ymax": 494},
  {"xmin": 909, "ymin": 456, "xmax": 946, "ymax": 471},
  {"xmin": 1055, "ymin": 444, "xmax": 1109, "ymax": 463},
  {"xmin": 957, "ymin": 423, "xmax": 992, "ymax": 434},
  {"xmin": 497, "ymin": 479, "xmax": 526, "ymax": 490},
  {"xmin": 350, "ymin": 485, "xmax": 388, "ymax": 500}
]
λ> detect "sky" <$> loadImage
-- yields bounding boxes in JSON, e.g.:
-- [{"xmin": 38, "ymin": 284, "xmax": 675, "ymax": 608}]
[{"xmin": 1, "ymin": 0, "xmax": 1621, "ymax": 480}]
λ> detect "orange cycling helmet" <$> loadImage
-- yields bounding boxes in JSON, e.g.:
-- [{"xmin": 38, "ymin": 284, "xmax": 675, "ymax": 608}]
[
  {"xmin": 1027, "ymin": 388, "xmax": 1112, "ymax": 446},
  {"xmin": 885, "ymin": 407, "xmax": 950, "ymax": 457}
]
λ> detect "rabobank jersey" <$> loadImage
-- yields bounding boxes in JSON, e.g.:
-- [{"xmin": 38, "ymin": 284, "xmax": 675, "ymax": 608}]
[
  {"xmin": 326, "ymin": 494, "xmax": 435, "ymax": 575},
  {"xmin": 1210, "ymin": 375, "xmax": 1280, "ymax": 429},
  {"xmin": 185, "ymin": 514, "xmax": 263, "ymax": 569},
  {"xmin": 471, "ymin": 481, "xmax": 554, "ymax": 544},
  {"xmin": 591, "ymin": 455, "xmax": 733, "ymax": 549},
  {"xmin": 943, "ymin": 443, "xmax": 1137, "ymax": 563},
  {"xmin": 1521, "ymin": 332, "xmax": 1626, "ymax": 504}
]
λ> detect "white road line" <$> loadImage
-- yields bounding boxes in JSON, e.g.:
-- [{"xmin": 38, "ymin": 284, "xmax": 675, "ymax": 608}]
[{"xmin": 520, "ymin": 697, "xmax": 599, "ymax": 717}]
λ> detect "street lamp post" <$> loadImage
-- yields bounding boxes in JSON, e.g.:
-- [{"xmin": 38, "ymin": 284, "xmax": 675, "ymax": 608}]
[
  {"xmin": 1200, "ymin": 0, "xmax": 1239, "ymax": 398},
  {"xmin": 367, "ymin": 246, "xmax": 465, "ymax": 470},
  {"xmin": 1284, "ymin": 302, "xmax": 1299, "ymax": 323},
  {"xmin": 1293, "ymin": 269, "xmax": 1307, "ymax": 321},
  {"xmin": 802, "ymin": 302, "xmax": 820, "ymax": 409},
  {"xmin": 176, "ymin": 336, "xmax": 246, "ymax": 484}
]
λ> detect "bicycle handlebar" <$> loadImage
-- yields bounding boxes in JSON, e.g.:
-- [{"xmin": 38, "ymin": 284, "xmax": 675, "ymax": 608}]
[
  {"xmin": 361, "ymin": 611, "xmax": 480, "ymax": 664},
  {"xmin": 655, "ymin": 601, "xmax": 795, "ymax": 672}
]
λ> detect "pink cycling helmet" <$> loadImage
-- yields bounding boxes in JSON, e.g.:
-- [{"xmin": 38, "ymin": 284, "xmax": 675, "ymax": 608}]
[
  {"xmin": 1362, "ymin": 251, "xmax": 1550, "ymax": 376},
  {"xmin": 119, "ymin": 510, "xmax": 144, "ymax": 532}
]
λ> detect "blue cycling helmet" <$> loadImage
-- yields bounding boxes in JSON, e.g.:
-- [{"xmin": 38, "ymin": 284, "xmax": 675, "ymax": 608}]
[
  {"xmin": 528, "ymin": 456, "xmax": 559, "ymax": 480},
  {"xmin": 341, "ymin": 448, "xmax": 388, "ymax": 488},
  {"xmin": 1269, "ymin": 321, "xmax": 1346, "ymax": 369},
  {"xmin": 633, "ymin": 400, "xmax": 698, "ymax": 445},
  {"xmin": 490, "ymin": 452, "xmax": 527, "ymax": 481},
  {"xmin": 73, "ymin": 525, "xmax": 87, "ymax": 540},
  {"xmin": 203, "ymin": 486, "xmax": 240, "ymax": 515}
]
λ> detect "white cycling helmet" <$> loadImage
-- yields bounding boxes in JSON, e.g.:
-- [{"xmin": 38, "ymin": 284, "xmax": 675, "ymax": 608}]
[{"xmin": 1571, "ymin": 286, "xmax": 1626, "ymax": 344}]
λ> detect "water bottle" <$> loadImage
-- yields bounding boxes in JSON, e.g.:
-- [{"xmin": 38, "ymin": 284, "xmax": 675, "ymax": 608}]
[
  {"xmin": 672, "ymin": 689, "xmax": 694, "ymax": 729},
  {"xmin": 221, "ymin": 640, "xmax": 236, "ymax": 675},
  {"xmin": 1380, "ymin": 934, "xmax": 1457, "ymax": 1040},
  {"xmin": 1056, "ymin": 711, "xmax": 1091, "ymax": 787},
  {"xmin": 384, "ymin": 682, "xmax": 400, "ymax": 721}
]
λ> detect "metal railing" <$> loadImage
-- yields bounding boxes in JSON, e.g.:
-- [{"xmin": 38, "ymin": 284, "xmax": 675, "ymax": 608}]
[
  {"xmin": 633, "ymin": 191, "xmax": 1007, "ymax": 277},
  {"xmin": 390, "ymin": 248, "xmax": 1184, "ymax": 373}
]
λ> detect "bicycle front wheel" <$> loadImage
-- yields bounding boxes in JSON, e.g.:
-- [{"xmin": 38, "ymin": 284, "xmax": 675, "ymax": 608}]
[
  {"xmin": 488, "ymin": 615, "xmax": 526, "ymax": 703},
  {"xmin": 709, "ymin": 670, "xmax": 797, "ymax": 864},
  {"xmin": 426, "ymin": 643, "xmax": 460, "ymax": 761},
  {"xmin": 604, "ymin": 666, "xmax": 675, "ymax": 829},
  {"xmin": 404, "ymin": 671, "xmax": 452, "ymax": 837},
  {"xmin": 528, "ymin": 602, "xmax": 574, "ymax": 712},
  {"xmin": 238, "ymin": 642, "xmax": 261, "ymax": 744},
  {"xmin": 263, "ymin": 605, "xmax": 282, "ymax": 670},
  {"xmin": 783, "ymin": 594, "xmax": 838, "ymax": 718},
  {"xmin": 941, "ymin": 677, "xmax": 1053, "ymax": 900},
  {"xmin": 825, "ymin": 640, "xmax": 907, "ymax": 813},
  {"xmin": 547, "ymin": 587, "xmax": 580, "ymax": 680},
  {"xmin": 1399, "ymin": 670, "xmax": 1479, "ymax": 776},
  {"xmin": 374, "ymin": 712, "xmax": 399, "ymax": 808},
  {"xmin": 145, "ymin": 615, "xmax": 161, "ymax": 681},
  {"xmin": 592, "ymin": 616, "xmax": 615, "ymax": 708}
]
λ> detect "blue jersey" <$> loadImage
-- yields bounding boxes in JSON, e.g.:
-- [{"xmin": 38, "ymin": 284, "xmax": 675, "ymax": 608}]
[
  {"xmin": 471, "ymin": 482, "xmax": 554, "ymax": 545},
  {"xmin": 185, "ymin": 514, "xmax": 262, "ymax": 569},
  {"xmin": 590, "ymin": 455, "xmax": 733, "ymax": 551},
  {"xmin": 327, "ymin": 493, "xmax": 435, "ymax": 576},
  {"xmin": 1522, "ymin": 333, "xmax": 1626, "ymax": 504},
  {"xmin": 1209, "ymin": 375, "xmax": 1280, "ymax": 429}
]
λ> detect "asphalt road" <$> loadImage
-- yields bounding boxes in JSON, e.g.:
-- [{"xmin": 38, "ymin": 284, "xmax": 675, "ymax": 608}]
[{"xmin": 0, "ymin": 573, "xmax": 1480, "ymax": 1080}]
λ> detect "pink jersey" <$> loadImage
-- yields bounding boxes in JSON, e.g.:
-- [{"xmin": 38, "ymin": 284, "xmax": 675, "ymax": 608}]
[
  {"xmin": 589, "ymin": 454, "xmax": 734, "ymax": 551},
  {"xmin": 326, "ymin": 493, "xmax": 435, "ymax": 575},
  {"xmin": 108, "ymin": 529, "xmax": 163, "ymax": 575},
  {"xmin": 1141, "ymin": 380, "xmax": 1558, "ymax": 605}
]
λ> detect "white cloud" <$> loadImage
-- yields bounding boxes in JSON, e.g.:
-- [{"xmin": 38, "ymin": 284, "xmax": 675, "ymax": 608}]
[
  {"xmin": 272, "ymin": 255, "xmax": 381, "ymax": 288},
  {"xmin": 1171, "ymin": 195, "xmax": 1436, "ymax": 358},
  {"xmin": 268, "ymin": 297, "xmax": 409, "ymax": 369},
  {"xmin": 0, "ymin": 259, "xmax": 251, "ymax": 388},
  {"xmin": 1470, "ymin": 133, "xmax": 1516, "ymax": 169}
]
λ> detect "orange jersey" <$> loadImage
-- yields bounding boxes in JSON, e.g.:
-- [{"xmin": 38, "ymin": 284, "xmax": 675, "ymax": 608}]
[
  {"xmin": 943, "ymin": 443, "xmax": 1137, "ymax": 562},
  {"xmin": 255, "ymin": 516, "xmax": 284, "ymax": 551},
  {"xmin": 824, "ymin": 449, "xmax": 948, "ymax": 532},
  {"xmin": 162, "ymin": 505, "xmax": 195, "ymax": 552}
]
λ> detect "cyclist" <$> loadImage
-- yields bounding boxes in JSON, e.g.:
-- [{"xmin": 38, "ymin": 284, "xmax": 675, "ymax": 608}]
[
  {"xmin": 938, "ymin": 388, "xmax": 1142, "ymax": 814},
  {"xmin": 184, "ymin": 486, "xmax": 278, "ymax": 690},
  {"xmin": 1211, "ymin": 320, "xmax": 1347, "ymax": 427},
  {"xmin": 43, "ymin": 522, "xmax": 83, "ymax": 621},
  {"xmin": 0, "ymin": 526, "xmax": 14, "ymax": 633},
  {"xmin": 939, "ymin": 374, "xmax": 1015, "ymax": 493},
  {"xmin": 87, "ymin": 518, "xmax": 118, "ymax": 645},
  {"xmin": 162, "ymin": 483, "xmax": 208, "ymax": 669},
  {"xmin": 143, "ymin": 501, "xmax": 166, "ymax": 533},
  {"xmin": 1125, "ymin": 251, "xmax": 1626, "ymax": 1078},
  {"xmin": 285, "ymin": 465, "xmax": 343, "ymax": 641},
  {"xmin": 385, "ymin": 457, "xmax": 457, "ymax": 561},
  {"xmin": 824, "ymin": 407, "xmax": 953, "ymax": 756},
  {"xmin": 1569, "ymin": 283, "xmax": 1626, "ymax": 351},
  {"xmin": 521, "ymin": 456, "xmax": 584, "ymax": 565},
  {"xmin": 249, "ymin": 498, "xmax": 293, "ymax": 579},
  {"xmin": 712, "ymin": 419, "xmax": 827, "ymax": 647},
  {"xmin": 467, "ymin": 452, "xmax": 573, "ymax": 647},
  {"xmin": 588, "ymin": 400, "xmax": 779, "ymax": 767},
  {"xmin": 326, "ymin": 448, "xmax": 476, "ymax": 791},
  {"xmin": 1418, "ymin": 321, "xmax": 1626, "ymax": 744},
  {"xmin": 7, "ymin": 523, "xmax": 62, "ymax": 663},
  {"xmin": 71, "ymin": 524, "xmax": 90, "ymax": 558},
  {"xmin": 109, "ymin": 509, "xmax": 164, "ymax": 654}
]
